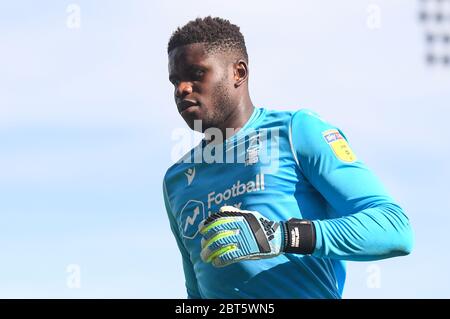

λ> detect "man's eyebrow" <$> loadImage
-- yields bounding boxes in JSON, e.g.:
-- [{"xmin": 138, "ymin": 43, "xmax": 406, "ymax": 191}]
[
  {"xmin": 169, "ymin": 64, "xmax": 207, "ymax": 81},
  {"xmin": 186, "ymin": 64, "xmax": 207, "ymax": 72}
]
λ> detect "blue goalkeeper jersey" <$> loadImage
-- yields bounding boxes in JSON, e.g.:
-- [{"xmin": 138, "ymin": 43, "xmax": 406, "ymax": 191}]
[{"xmin": 163, "ymin": 107, "xmax": 413, "ymax": 299}]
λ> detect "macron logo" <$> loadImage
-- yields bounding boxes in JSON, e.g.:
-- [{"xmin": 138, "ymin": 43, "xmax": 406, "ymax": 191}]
[
  {"xmin": 184, "ymin": 168, "xmax": 195, "ymax": 186},
  {"xmin": 184, "ymin": 206, "xmax": 200, "ymax": 232}
]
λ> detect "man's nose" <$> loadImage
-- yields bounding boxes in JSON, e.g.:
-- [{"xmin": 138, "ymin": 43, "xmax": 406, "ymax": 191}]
[{"xmin": 175, "ymin": 81, "xmax": 193, "ymax": 98}]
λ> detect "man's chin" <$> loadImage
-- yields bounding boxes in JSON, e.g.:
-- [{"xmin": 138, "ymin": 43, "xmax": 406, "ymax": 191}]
[{"xmin": 184, "ymin": 116, "xmax": 206, "ymax": 133}]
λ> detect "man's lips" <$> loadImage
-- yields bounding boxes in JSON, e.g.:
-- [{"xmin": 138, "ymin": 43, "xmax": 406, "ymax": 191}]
[{"xmin": 177, "ymin": 99, "xmax": 199, "ymax": 113}]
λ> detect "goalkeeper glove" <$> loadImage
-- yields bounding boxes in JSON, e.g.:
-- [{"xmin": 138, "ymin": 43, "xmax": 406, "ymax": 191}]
[{"xmin": 198, "ymin": 206, "xmax": 316, "ymax": 268}]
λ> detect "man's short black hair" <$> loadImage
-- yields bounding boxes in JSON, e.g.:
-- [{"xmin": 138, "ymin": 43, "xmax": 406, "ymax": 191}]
[{"xmin": 167, "ymin": 16, "xmax": 248, "ymax": 62}]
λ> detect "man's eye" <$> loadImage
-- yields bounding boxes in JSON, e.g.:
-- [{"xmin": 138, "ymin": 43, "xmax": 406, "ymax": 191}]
[{"xmin": 193, "ymin": 70, "xmax": 204, "ymax": 79}]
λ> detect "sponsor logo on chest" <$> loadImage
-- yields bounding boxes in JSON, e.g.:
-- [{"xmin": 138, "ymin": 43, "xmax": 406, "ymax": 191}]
[{"xmin": 207, "ymin": 172, "xmax": 265, "ymax": 209}]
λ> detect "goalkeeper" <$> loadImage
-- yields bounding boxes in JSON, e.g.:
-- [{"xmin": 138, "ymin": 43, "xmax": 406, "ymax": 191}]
[{"xmin": 163, "ymin": 17, "xmax": 414, "ymax": 298}]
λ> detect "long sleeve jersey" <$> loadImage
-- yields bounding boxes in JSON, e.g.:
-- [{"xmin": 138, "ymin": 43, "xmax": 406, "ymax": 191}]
[{"xmin": 163, "ymin": 107, "xmax": 413, "ymax": 298}]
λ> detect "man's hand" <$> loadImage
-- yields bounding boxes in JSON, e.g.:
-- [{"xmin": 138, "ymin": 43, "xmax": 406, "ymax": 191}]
[{"xmin": 198, "ymin": 206, "xmax": 285, "ymax": 267}]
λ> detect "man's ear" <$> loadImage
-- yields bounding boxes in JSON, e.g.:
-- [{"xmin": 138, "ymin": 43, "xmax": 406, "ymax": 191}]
[{"xmin": 233, "ymin": 60, "xmax": 249, "ymax": 88}]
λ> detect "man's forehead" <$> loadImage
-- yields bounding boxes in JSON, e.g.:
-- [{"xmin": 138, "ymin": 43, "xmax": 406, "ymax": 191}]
[
  {"xmin": 168, "ymin": 43, "xmax": 230, "ymax": 70},
  {"xmin": 169, "ymin": 43, "xmax": 208, "ymax": 66}
]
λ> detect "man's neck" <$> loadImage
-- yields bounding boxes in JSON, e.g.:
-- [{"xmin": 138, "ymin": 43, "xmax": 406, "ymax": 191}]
[
  {"xmin": 204, "ymin": 107, "xmax": 255, "ymax": 144},
  {"xmin": 220, "ymin": 98, "xmax": 255, "ymax": 140}
]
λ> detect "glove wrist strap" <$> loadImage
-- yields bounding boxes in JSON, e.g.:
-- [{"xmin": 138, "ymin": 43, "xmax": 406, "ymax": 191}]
[{"xmin": 282, "ymin": 219, "xmax": 316, "ymax": 254}]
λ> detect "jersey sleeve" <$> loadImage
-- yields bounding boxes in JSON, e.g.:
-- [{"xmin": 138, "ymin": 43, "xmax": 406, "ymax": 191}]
[
  {"xmin": 290, "ymin": 110, "xmax": 414, "ymax": 261},
  {"xmin": 163, "ymin": 180, "xmax": 202, "ymax": 298}
]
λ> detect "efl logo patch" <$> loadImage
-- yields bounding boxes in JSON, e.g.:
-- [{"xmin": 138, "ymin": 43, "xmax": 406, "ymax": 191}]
[{"xmin": 322, "ymin": 129, "xmax": 357, "ymax": 163}]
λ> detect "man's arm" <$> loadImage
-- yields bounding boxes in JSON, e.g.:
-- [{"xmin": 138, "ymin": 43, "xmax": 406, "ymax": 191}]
[
  {"xmin": 290, "ymin": 109, "xmax": 414, "ymax": 261},
  {"xmin": 199, "ymin": 110, "xmax": 414, "ymax": 268},
  {"xmin": 163, "ymin": 180, "xmax": 202, "ymax": 298}
]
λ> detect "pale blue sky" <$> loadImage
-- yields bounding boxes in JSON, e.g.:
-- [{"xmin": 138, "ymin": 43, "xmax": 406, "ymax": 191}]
[{"xmin": 0, "ymin": 0, "xmax": 449, "ymax": 298}]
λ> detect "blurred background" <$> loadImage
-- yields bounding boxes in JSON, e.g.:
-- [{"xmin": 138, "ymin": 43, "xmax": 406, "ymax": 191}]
[{"xmin": 0, "ymin": 0, "xmax": 449, "ymax": 298}]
